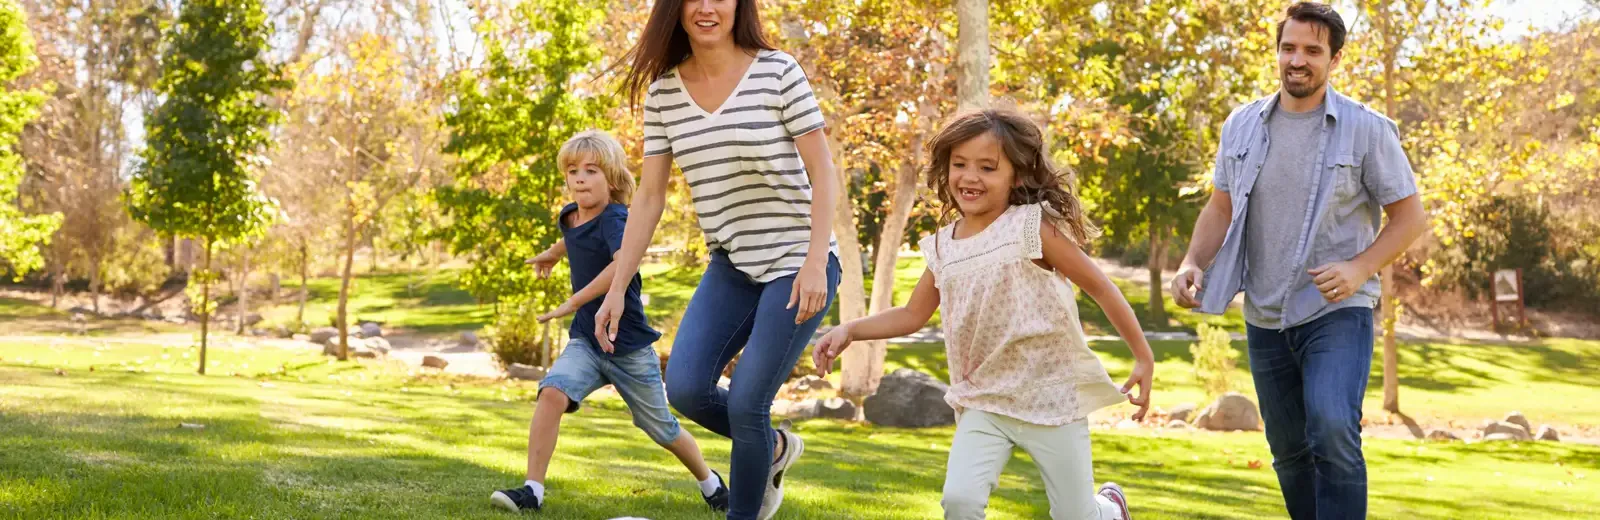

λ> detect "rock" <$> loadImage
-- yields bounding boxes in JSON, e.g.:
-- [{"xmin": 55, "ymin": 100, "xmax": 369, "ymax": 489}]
[
  {"xmin": 1503, "ymin": 412, "xmax": 1532, "ymax": 434},
  {"xmin": 1480, "ymin": 420, "xmax": 1531, "ymax": 441},
  {"xmin": 1535, "ymin": 425, "xmax": 1560, "ymax": 442},
  {"xmin": 815, "ymin": 397, "xmax": 857, "ymax": 420},
  {"xmin": 292, "ymin": 334, "xmax": 310, "ymax": 342},
  {"xmin": 1115, "ymin": 419, "xmax": 1141, "ymax": 430},
  {"xmin": 273, "ymin": 326, "xmax": 294, "ymax": 339},
  {"xmin": 863, "ymin": 369, "xmax": 955, "ymax": 428},
  {"xmin": 1167, "ymin": 403, "xmax": 1198, "ymax": 423},
  {"xmin": 508, "ymin": 363, "xmax": 546, "ymax": 381},
  {"xmin": 1194, "ymin": 393, "xmax": 1262, "ymax": 432},
  {"xmin": 359, "ymin": 322, "xmax": 383, "ymax": 338},
  {"xmin": 1167, "ymin": 419, "xmax": 1192, "ymax": 429},
  {"xmin": 1425, "ymin": 429, "xmax": 1459, "ymax": 441},
  {"xmin": 780, "ymin": 400, "xmax": 818, "ymax": 420},
  {"xmin": 164, "ymin": 316, "xmax": 187, "ymax": 325},
  {"xmin": 350, "ymin": 346, "xmax": 379, "ymax": 359},
  {"xmin": 1482, "ymin": 432, "xmax": 1521, "ymax": 442},
  {"xmin": 363, "ymin": 337, "xmax": 391, "ymax": 355},
  {"xmin": 459, "ymin": 331, "xmax": 479, "ymax": 347},
  {"xmin": 309, "ymin": 327, "xmax": 339, "ymax": 345},
  {"xmin": 422, "ymin": 355, "xmax": 449, "ymax": 369},
  {"xmin": 770, "ymin": 400, "xmax": 799, "ymax": 417},
  {"xmin": 788, "ymin": 375, "xmax": 833, "ymax": 394},
  {"xmin": 243, "ymin": 313, "xmax": 264, "ymax": 327},
  {"xmin": 68, "ymin": 306, "xmax": 93, "ymax": 315}
]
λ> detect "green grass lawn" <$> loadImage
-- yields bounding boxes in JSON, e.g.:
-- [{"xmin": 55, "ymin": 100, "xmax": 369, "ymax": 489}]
[
  {"xmin": 0, "ymin": 297, "xmax": 186, "ymax": 337},
  {"xmin": 885, "ymin": 337, "xmax": 1600, "ymax": 429},
  {"xmin": 258, "ymin": 271, "xmax": 493, "ymax": 335},
  {"xmin": 2, "ymin": 341, "xmax": 1595, "ymax": 519}
]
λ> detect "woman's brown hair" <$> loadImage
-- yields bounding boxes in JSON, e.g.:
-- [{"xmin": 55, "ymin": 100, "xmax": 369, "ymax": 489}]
[
  {"xmin": 618, "ymin": 0, "xmax": 775, "ymax": 105},
  {"xmin": 924, "ymin": 109, "xmax": 1100, "ymax": 245}
]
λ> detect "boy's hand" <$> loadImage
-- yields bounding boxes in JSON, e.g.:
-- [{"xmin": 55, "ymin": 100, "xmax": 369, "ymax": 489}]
[
  {"xmin": 1120, "ymin": 359, "xmax": 1154, "ymax": 421},
  {"xmin": 538, "ymin": 300, "xmax": 577, "ymax": 323},
  {"xmin": 811, "ymin": 325, "xmax": 853, "ymax": 375},
  {"xmin": 526, "ymin": 252, "xmax": 558, "ymax": 279}
]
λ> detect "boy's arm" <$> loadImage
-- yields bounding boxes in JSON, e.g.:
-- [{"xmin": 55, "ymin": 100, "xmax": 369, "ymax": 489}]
[{"xmin": 1038, "ymin": 222, "xmax": 1153, "ymax": 420}]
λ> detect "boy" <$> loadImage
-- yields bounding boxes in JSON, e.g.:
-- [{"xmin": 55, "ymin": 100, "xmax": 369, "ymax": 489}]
[{"xmin": 491, "ymin": 130, "xmax": 727, "ymax": 513}]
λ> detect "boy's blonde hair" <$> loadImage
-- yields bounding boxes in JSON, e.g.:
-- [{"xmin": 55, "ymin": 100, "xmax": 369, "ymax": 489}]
[{"xmin": 557, "ymin": 130, "xmax": 636, "ymax": 205}]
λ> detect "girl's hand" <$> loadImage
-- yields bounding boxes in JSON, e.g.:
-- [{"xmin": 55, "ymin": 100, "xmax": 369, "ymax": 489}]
[
  {"xmin": 1120, "ymin": 359, "xmax": 1154, "ymax": 421},
  {"xmin": 538, "ymin": 300, "xmax": 577, "ymax": 323},
  {"xmin": 788, "ymin": 259, "xmax": 828, "ymax": 324},
  {"xmin": 811, "ymin": 325, "xmax": 853, "ymax": 375},
  {"xmin": 592, "ymin": 292, "xmax": 624, "ymax": 354}
]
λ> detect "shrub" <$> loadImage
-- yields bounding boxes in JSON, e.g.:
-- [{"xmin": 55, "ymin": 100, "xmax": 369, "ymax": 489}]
[{"xmin": 1189, "ymin": 323, "xmax": 1238, "ymax": 399}]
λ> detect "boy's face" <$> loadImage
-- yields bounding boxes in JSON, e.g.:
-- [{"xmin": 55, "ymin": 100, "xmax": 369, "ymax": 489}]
[{"xmin": 564, "ymin": 154, "xmax": 612, "ymax": 210}]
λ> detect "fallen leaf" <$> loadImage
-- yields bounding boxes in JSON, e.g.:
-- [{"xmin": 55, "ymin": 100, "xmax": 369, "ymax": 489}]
[
  {"xmin": 1247, "ymin": 460, "xmax": 1264, "ymax": 469},
  {"xmin": 54, "ymin": 368, "xmax": 66, "ymax": 376},
  {"xmin": 179, "ymin": 423, "xmax": 206, "ymax": 430}
]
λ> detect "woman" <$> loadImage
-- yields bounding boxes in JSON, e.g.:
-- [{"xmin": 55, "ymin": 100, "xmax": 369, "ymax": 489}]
[{"xmin": 597, "ymin": 0, "xmax": 842, "ymax": 519}]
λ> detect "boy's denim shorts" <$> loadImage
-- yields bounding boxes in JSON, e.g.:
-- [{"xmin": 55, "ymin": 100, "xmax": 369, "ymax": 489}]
[{"xmin": 537, "ymin": 337, "xmax": 681, "ymax": 445}]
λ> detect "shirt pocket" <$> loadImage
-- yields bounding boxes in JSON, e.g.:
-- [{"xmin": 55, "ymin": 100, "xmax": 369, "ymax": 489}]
[{"xmin": 1330, "ymin": 153, "xmax": 1362, "ymax": 215}]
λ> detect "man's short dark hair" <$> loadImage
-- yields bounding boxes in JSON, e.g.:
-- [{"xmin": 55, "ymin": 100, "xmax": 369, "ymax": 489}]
[{"xmin": 1276, "ymin": 2, "xmax": 1347, "ymax": 56}]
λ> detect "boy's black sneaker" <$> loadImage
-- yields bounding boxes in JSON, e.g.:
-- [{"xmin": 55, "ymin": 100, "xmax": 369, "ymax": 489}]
[
  {"xmin": 490, "ymin": 485, "xmax": 542, "ymax": 513},
  {"xmin": 703, "ymin": 470, "xmax": 730, "ymax": 511}
]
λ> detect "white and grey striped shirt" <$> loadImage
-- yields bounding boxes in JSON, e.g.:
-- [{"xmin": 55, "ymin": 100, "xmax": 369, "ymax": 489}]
[{"xmin": 644, "ymin": 49, "xmax": 837, "ymax": 283}]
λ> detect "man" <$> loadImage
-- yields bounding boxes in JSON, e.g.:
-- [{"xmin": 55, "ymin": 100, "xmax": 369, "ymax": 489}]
[{"xmin": 1171, "ymin": 3, "xmax": 1427, "ymax": 519}]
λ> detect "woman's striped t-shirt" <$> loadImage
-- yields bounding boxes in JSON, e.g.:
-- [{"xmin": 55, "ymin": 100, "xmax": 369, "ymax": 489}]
[{"xmin": 643, "ymin": 49, "xmax": 837, "ymax": 283}]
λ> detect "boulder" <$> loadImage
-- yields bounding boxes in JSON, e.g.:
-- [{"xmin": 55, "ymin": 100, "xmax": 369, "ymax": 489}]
[
  {"xmin": 1425, "ymin": 429, "xmax": 1459, "ymax": 441},
  {"xmin": 1503, "ymin": 412, "xmax": 1532, "ymax": 434},
  {"xmin": 1480, "ymin": 420, "xmax": 1531, "ymax": 441},
  {"xmin": 863, "ymin": 369, "xmax": 955, "ymax": 428},
  {"xmin": 350, "ymin": 346, "xmax": 379, "ymax": 359},
  {"xmin": 1482, "ymin": 432, "xmax": 1522, "ymax": 442},
  {"xmin": 360, "ymin": 322, "xmax": 383, "ymax": 339},
  {"xmin": 1166, "ymin": 419, "xmax": 1192, "ymax": 429},
  {"xmin": 363, "ymin": 337, "xmax": 392, "ymax": 355},
  {"xmin": 1194, "ymin": 393, "xmax": 1263, "ymax": 432},
  {"xmin": 1167, "ymin": 403, "xmax": 1198, "ymax": 423},
  {"xmin": 508, "ymin": 363, "xmax": 546, "ymax": 381},
  {"xmin": 422, "ymin": 355, "xmax": 449, "ymax": 369},
  {"xmin": 815, "ymin": 397, "xmax": 857, "ymax": 420},
  {"xmin": 1535, "ymin": 425, "xmax": 1560, "ymax": 442},
  {"xmin": 273, "ymin": 326, "xmax": 294, "ymax": 339},
  {"xmin": 309, "ymin": 327, "xmax": 339, "ymax": 345},
  {"xmin": 770, "ymin": 400, "xmax": 800, "ymax": 418},
  {"xmin": 459, "ymin": 331, "xmax": 480, "ymax": 347},
  {"xmin": 243, "ymin": 313, "xmax": 265, "ymax": 327}
]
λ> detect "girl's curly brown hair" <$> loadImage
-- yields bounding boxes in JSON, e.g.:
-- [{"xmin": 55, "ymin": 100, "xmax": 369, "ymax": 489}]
[{"xmin": 924, "ymin": 109, "xmax": 1100, "ymax": 245}]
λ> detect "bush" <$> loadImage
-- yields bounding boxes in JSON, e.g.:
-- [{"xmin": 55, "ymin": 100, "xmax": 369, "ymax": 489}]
[
  {"xmin": 101, "ymin": 226, "xmax": 171, "ymax": 297},
  {"xmin": 1189, "ymin": 323, "xmax": 1238, "ymax": 399},
  {"xmin": 485, "ymin": 301, "xmax": 556, "ymax": 369},
  {"xmin": 1425, "ymin": 195, "xmax": 1600, "ymax": 310}
]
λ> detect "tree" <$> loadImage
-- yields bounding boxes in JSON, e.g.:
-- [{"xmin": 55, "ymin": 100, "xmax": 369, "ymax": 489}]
[
  {"xmin": 435, "ymin": 0, "xmax": 598, "ymax": 325},
  {"xmin": 954, "ymin": 0, "xmax": 989, "ymax": 110},
  {"xmin": 128, "ymin": 0, "xmax": 285, "ymax": 374},
  {"xmin": 0, "ymin": 0, "xmax": 55, "ymax": 280}
]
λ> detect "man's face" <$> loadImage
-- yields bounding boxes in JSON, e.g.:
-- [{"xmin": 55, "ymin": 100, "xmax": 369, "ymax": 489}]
[{"xmin": 1278, "ymin": 18, "xmax": 1341, "ymax": 99}]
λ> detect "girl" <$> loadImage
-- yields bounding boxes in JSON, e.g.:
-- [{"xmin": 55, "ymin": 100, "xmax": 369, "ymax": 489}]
[
  {"xmin": 599, "ymin": 1, "xmax": 842, "ymax": 519},
  {"xmin": 492, "ymin": 131, "xmax": 727, "ymax": 513},
  {"xmin": 814, "ymin": 110, "xmax": 1155, "ymax": 520}
]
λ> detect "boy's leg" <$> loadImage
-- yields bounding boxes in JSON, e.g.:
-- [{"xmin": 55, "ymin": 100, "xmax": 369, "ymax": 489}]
[
  {"xmin": 526, "ymin": 340, "xmax": 608, "ymax": 484},
  {"xmin": 606, "ymin": 347, "xmax": 711, "ymax": 481},
  {"xmin": 525, "ymin": 388, "xmax": 571, "ymax": 483},
  {"xmin": 1010, "ymin": 418, "xmax": 1122, "ymax": 520},
  {"xmin": 1247, "ymin": 323, "xmax": 1315, "ymax": 520},
  {"xmin": 942, "ymin": 410, "xmax": 1017, "ymax": 520}
]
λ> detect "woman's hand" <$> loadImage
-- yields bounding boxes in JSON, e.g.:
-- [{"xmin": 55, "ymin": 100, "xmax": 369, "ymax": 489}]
[{"xmin": 788, "ymin": 258, "xmax": 828, "ymax": 324}]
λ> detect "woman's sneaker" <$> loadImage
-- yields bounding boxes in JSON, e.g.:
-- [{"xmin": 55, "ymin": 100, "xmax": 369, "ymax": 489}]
[
  {"xmin": 490, "ymin": 485, "xmax": 542, "ymax": 512},
  {"xmin": 757, "ymin": 426, "xmax": 804, "ymax": 520},
  {"xmin": 703, "ymin": 470, "xmax": 730, "ymax": 511},
  {"xmin": 1097, "ymin": 482, "xmax": 1131, "ymax": 520}
]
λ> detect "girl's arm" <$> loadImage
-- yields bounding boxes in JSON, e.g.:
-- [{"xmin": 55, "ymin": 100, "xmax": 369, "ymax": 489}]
[
  {"xmin": 594, "ymin": 153, "xmax": 672, "ymax": 351},
  {"xmin": 1038, "ymin": 222, "xmax": 1154, "ymax": 420},
  {"xmin": 812, "ymin": 269, "xmax": 940, "ymax": 374},
  {"xmin": 790, "ymin": 130, "xmax": 838, "ymax": 324}
]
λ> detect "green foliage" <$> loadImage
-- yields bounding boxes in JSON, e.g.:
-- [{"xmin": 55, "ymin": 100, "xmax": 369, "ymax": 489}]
[
  {"xmin": 1431, "ymin": 195, "xmax": 1600, "ymax": 308},
  {"xmin": 100, "ymin": 226, "xmax": 170, "ymax": 297},
  {"xmin": 434, "ymin": 0, "xmax": 605, "ymax": 309},
  {"xmin": 126, "ymin": 0, "xmax": 286, "ymax": 246},
  {"xmin": 484, "ymin": 301, "xmax": 555, "ymax": 369},
  {"xmin": 0, "ymin": 0, "xmax": 56, "ymax": 279},
  {"xmin": 1189, "ymin": 323, "xmax": 1239, "ymax": 399}
]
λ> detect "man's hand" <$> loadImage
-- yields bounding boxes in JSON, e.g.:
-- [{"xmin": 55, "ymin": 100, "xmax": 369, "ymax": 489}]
[
  {"xmin": 1171, "ymin": 265, "xmax": 1204, "ymax": 309},
  {"xmin": 1309, "ymin": 261, "xmax": 1371, "ymax": 303}
]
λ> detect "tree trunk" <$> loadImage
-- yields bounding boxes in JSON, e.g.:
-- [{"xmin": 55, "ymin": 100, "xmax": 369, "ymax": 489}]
[
  {"xmin": 955, "ymin": 0, "xmax": 990, "ymax": 110},
  {"xmin": 1380, "ymin": 24, "xmax": 1401, "ymax": 414},
  {"xmin": 49, "ymin": 264, "xmax": 63, "ymax": 308},
  {"xmin": 297, "ymin": 241, "xmax": 309, "ymax": 327},
  {"xmin": 198, "ymin": 239, "xmax": 213, "ymax": 375},
  {"xmin": 1147, "ymin": 227, "xmax": 1168, "ymax": 327},
  {"xmin": 336, "ymin": 208, "xmax": 358, "ymax": 360},
  {"xmin": 89, "ymin": 257, "xmax": 102, "ymax": 315},
  {"xmin": 236, "ymin": 249, "xmax": 250, "ymax": 335},
  {"xmin": 829, "ymin": 135, "xmax": 879, "ymax": 401}
]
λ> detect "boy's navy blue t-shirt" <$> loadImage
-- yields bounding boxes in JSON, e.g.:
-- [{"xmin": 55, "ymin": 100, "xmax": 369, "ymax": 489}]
[{"xmin": 561, "ymin": 203, "xmax": 660, "ymax": 356}]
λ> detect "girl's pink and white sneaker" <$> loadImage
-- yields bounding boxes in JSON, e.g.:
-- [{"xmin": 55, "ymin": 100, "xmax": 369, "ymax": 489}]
[{"xmin": 1097, "ymin": 482, "xmax": 1132, "ymax": 520}]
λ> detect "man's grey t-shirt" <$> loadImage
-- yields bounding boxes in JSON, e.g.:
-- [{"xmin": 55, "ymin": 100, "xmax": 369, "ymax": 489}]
[{"xmin": 1244, "ymin": 103, "xmax": 1325, "ymax": 329}]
